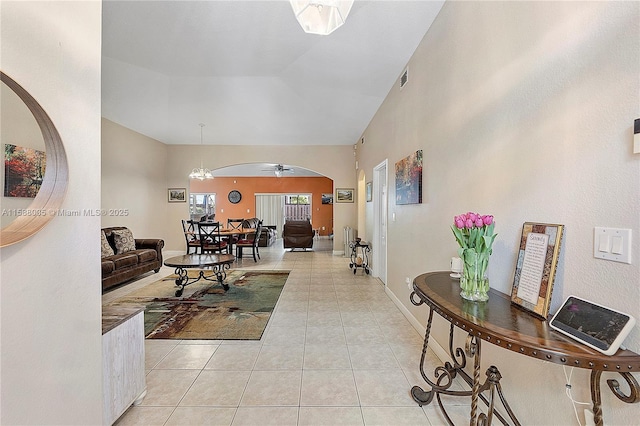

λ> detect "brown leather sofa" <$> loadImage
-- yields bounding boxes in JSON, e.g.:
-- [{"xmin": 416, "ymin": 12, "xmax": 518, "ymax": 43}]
[
  {"xmin": 101, "ymin": 226, "xmax": 164, "ymax": 291},
  {"xmin": 241, "ymin": 218, "xmax": 277, "ymax": 247},
  {"xmin": 283, "ymin": 220, "xmax": 314, "ymax": 250}
]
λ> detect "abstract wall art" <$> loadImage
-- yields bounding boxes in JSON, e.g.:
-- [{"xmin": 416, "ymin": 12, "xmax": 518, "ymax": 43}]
[{"xmin": 395, "ymin": 149, "xmax": 422, "ymax": 205}]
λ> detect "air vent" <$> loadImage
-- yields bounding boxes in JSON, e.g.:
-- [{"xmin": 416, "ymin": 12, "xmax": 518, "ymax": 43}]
[{"xmin": 400, "ymin": 67, "xmax": 408, "ymax": 90}]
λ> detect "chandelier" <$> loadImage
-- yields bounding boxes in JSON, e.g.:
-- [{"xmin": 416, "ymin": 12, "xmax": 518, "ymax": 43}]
[
  {"xmin": 289, "ymin": 1, "xmax": 354, "ymax": 35},
  {"xmin": 188, "ymin": 123, "xmax": 214, "ymax": 180}
]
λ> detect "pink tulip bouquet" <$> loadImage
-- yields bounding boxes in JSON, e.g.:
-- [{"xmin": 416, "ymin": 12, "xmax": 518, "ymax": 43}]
[{"xmin": 451, "ymin": 212, "xmax": 497, "ymax": 301}]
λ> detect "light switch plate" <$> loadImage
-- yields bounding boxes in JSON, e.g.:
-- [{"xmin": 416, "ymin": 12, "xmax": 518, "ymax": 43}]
[{"xmin": 594, "ymin": 227, "xmax": 632, "ymax": 264}]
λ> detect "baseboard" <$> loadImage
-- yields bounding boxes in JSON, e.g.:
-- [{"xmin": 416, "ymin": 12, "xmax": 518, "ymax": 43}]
[
  {"xmin": 384, "ymin": 286, "xmax": 451, "ymax": 365},
  {"xmin": 333, "ymin": 250, "xmax": 345, "ymax": 256},
  {"xmin": 164, "ymin": 250, "xmax": 183, "ymax": 258}
]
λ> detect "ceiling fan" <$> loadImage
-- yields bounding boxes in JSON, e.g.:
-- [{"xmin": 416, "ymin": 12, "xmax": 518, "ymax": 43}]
[{"xmin": 263, "ymin": 164, "xmax": 294, "ymax": 177}]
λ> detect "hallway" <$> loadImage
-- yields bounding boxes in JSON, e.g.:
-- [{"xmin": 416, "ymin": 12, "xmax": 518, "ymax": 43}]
[{"xmin": 107, "ymin": 239, "xmax": 469, "ymax": 425}]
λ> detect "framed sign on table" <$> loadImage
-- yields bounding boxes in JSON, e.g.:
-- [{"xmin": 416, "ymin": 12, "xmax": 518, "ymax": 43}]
[{"xmin": 511, "ymin": 222, "xmax": 564, "ymax": 318}]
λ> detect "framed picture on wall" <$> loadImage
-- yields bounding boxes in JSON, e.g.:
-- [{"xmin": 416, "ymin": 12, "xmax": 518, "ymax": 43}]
[
  {"xmin": 511, "ymin": 222, "xmax": 564, "ymax": 318},
  {"xmin": 336, "ymin": 188, "xmax": 354, "ymax": 203},
  {"xmin": 168, "ymin": 188, "xmax": 186, "ymax": 203},
  {"xmin": 395, "ymin": 150, "xmax": 423, "ymax": 205},
  {"xmin": 322, "ymin": 193, "xmax": 333, "ymax": 204},
  {"xmin": 366, "ymin": 182, "xmax": 372, "ymax": 202}
]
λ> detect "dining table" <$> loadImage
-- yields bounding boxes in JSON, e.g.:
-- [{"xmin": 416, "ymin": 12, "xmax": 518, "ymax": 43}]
[{"xmin": 218, "ymin": 227, "xmax": 256, "ymax": 256}]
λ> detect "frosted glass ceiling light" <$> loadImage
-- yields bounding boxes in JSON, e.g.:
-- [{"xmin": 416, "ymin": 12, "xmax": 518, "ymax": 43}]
[
  {"xmin": 189, "ymin": 123, "xmax": 214, "ymax": 180},
  {"xmin": 290, "ymin": 1, "xmax": 354, "ymax": 35}
]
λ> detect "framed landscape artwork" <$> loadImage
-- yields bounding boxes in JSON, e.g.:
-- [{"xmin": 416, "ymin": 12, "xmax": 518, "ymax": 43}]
[
  {"xmin": 168, "ymin": 188, "xmax": 186, "ymax": 202},
  {"xmin": 511, "ymin": 222, "xmax": 564, "ymax": 318},
  {"xmin": 395, "ymin": 150, "xmax": 422, "ymax": 205},
  {"xmin": 4, "ymin": 143, "xmax": 46, "ymax": 198},
  {"xmin": 335, "ymin": 188, "xmax": 354, "ymax": 203}
]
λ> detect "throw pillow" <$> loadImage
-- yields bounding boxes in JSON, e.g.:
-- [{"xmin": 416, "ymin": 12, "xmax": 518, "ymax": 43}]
[
  {"xmin": 101, "ymin": 231, "xmax": 115, "ymax": 258},
  {"xmin": 112, "ymin": 229, "xmax": 136, "ymax": 254}
]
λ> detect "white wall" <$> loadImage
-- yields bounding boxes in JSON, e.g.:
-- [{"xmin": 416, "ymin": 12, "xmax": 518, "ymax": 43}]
[
  {"xmin": 0, "ymin": 1, "xmax": 103, "ymax": 424},
  {"xmin": 101, "ymin": 118, "xmax": 168, "ymax": 238},
  {"xmin": 357, "ymin": 2, "xmax": 640, "ymax": 424}
]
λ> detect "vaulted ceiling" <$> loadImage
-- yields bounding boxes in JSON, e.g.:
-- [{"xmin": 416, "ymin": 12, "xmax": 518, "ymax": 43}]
[{"xmin": 102, "ymin": 0, "xmax": 444, "ymax": 147}]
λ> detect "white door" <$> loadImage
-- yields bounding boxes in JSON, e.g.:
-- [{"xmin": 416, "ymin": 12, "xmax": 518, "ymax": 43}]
[{"xmin": 373, "ymin": 160, "xmax": 388, "ymax": 285}]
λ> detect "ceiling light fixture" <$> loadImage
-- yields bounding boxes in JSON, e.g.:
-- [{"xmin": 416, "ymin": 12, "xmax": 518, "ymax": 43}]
[
  {"xmin": 188, "ymin": 123, "xmax": 214, "ymax": 180},
  {"xmin": 290, "ymin": 0, "xmax": 354, "ymax": 35},
  {"xmin": 274, "ymin": 164, "xmax": 284, "ymax": 178}
]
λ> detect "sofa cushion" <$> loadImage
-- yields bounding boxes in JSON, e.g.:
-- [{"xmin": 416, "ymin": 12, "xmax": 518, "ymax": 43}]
[
  {"xmin": 101, "ymin": 259, "xmax": 115, "ymax": 275},
  {"xmin": 112, "ymin": 228, "xmax": 136, "ymax": 254},
  {"xmin": 101, "ymin": 231, "xmax": 115, "ymax": 258},
  {"xmin": 111, "ymin": 252, "xmax": 139, "ymax": 270},
  {"xmin": 136, "ymin": 249, "xmax": 157, "ymax": 263}
]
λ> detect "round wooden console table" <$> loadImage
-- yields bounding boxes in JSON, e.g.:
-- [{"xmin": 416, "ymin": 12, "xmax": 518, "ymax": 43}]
[{"xmin": 410, "ymin": 271, "xmax": 640, "ymax": 426}]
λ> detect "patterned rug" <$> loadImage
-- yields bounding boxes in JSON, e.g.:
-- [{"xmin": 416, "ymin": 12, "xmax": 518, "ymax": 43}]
[{"xmin": 105, "ymin": 269, "xmax": 289, "ymax": 340}]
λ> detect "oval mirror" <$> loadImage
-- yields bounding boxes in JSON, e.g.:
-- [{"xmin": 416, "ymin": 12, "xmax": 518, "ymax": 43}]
[{"xmin": 0, "ymin": 71, "xmax": 68, "ymax": 247}]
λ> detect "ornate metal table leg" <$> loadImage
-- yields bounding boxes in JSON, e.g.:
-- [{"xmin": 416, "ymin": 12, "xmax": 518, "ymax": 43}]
[
  {"xmin": 213, "ymin": 263, "xmax": 231, "ymax": 290},
  {"xmin": 591, "ymin": 370, "xmax": 640, "ymax": 426},
  {"xmin": 466, "ymin": 334, "xmax": 481, "ymax": 425},
  {"xmin": 174, "ymin": 267, "xmax": 188, "ymax": 296},
  {"xmin": 410, "ymin": 293, "xmax": 473, "ymax": 426},
  {"xmin": 411, "ymin": 304, "xmax": 436, "ymax": 406}
]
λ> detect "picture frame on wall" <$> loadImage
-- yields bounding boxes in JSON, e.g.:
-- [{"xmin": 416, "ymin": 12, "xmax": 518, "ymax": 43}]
[
  {"xmin": 322, "ymin": 193, "xmax": 333, "ymax": 204},
  {"xmin": 366, "ymin": 182, "xmax": 372, "ymax": 202},
  {"xmin": 395, "ymin": 150, "xmax": 423, "ymax": 205},
  {"xmin": 511, "ymin": 222, "xmax": 565, "ymax": 318},
  {"xmin": 168, "ymin": 188, "xmax": 186, "ymax": 203},
  {"xmin": 335, "ymin": 188, "xmax": 354, "ymax": 203}
]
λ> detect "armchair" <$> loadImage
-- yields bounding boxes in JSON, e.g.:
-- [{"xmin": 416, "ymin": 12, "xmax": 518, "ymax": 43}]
[{"xmin": 283, "ymin": 220, "xmax": 314, "ymax": 251}]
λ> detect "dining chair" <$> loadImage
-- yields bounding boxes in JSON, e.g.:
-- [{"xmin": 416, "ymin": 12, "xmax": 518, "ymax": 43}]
[
  {"xmin": 227, "ymin": 218, "xmax": 244, "ymax": 230},
  {"xmin": 197, "ymin": 221, "xmax": 229, "ymax": 255},
  {"xmin": 225, "ymin": 217, "xmax": 244, "ymax": 245},
  {"xmin": 236, "ymin": 221, "xmax": 263, "ymax": 262},
  {"xmin": 182, "ymin": 219, "xmax": 200, "ymax": 254}
]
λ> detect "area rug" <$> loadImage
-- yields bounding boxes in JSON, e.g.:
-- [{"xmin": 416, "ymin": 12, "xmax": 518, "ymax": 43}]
[{"xmin": 105, "ymin": 269, "xmax": 289, "ymax": 340}]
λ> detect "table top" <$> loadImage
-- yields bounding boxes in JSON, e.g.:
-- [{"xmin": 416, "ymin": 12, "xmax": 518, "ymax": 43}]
[
  {"xmin": 219, "ymin": 228, "xmax": 255, "ymax": 235},
  {"xmin": 164, "ymin": 254, "xmax": 235, "ymax": 268},
  {"xmin": 412, "ymin": 271, "xmax": 640, "ymax": 372},
  {"xmin": 102, "ymin": 304, "xmax": 144, "ymax": 335}
]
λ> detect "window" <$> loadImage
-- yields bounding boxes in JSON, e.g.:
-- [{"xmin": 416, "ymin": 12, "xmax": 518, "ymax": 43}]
[
  {"xmin": 189, "ymin": 193, "xmax": 215, "ymax": 221},
  {"xmin": 284, "ymin": 193, "xmax": 311, "ymax": 221},
  {"xmin": 285, "ymin": 194, "xmax": 310, "ymax": 205}
]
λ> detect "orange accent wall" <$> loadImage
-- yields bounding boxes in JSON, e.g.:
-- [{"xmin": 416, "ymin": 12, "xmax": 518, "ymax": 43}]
[{"xmin": 190, "ymin": 176, "xmax": 334, "ymax": 236}]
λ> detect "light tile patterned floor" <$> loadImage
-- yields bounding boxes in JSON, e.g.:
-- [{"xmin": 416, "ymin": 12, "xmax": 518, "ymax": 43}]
[{"xmin": 107, "ymin": 238, "xmax": 457, "ymax": 425}]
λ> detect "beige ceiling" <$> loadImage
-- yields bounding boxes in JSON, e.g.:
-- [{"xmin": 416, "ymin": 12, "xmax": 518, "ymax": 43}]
[{"xmin": 102, "ymin": 0, "xmax": 444, "ymax": 147}]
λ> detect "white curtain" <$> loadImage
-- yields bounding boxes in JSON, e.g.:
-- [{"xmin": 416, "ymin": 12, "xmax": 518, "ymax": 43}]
[{"xmin": 255, "ymin": 194, "xmax": 285, "ymax": 237}]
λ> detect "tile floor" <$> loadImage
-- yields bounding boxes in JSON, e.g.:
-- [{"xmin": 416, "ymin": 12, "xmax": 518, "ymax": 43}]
[{"xmin": 106, "ymin": 238, "xmax": 472, "ymax": 425}]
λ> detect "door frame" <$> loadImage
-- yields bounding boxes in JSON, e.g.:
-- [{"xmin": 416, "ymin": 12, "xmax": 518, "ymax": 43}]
[{"xmin": 373, "ymin": 159, "xmax": 388, "ymax": 285}]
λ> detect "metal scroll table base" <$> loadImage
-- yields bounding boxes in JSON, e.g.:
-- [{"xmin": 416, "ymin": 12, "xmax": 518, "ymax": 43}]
[
  {"xmin": 172, "ymin": 263, "xmax": 231, "ymax": 297},
  {"xmin": 409, "ymin": 306, "xmax": 520, "ymax": 426},
  {"xmin": 409, "ymin": 293, "xmax": 640, "ymax": 426},
  {"xmin": 348, "ymin": 240, "xmax": 371, "ymax": 274}
]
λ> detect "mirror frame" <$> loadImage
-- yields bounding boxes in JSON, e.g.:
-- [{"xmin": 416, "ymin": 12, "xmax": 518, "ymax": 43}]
[{"xmin": 1, "ymin": 71, "xmax": 68, "ymax": 247}]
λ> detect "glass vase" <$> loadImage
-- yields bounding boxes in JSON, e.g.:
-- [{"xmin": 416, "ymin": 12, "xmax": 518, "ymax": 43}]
[{"xmin": 459, "ymin": 249, "xmax": 490, "ymax": 302}]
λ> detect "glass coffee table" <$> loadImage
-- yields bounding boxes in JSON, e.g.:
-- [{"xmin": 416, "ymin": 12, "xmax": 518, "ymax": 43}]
[{"xmin": 164, "ymin": 254, "xmax": 235, "ymax": 296}]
